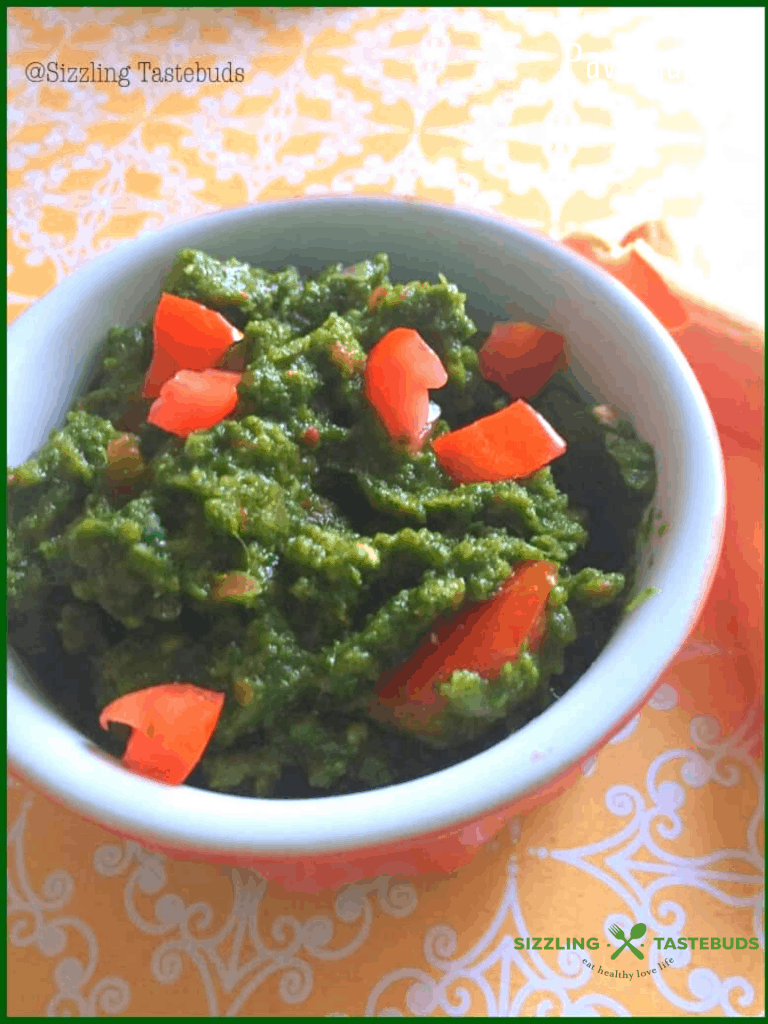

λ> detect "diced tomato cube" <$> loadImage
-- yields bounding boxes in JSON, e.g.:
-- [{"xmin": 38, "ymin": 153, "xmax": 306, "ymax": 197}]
[
  {"xmin": 370, "ymin": 560, "xmax": 558, "ymax": 737},
  {"xmin": 100, "ymin": 683, "xmax": 225, "ymax": 785},
  {"xmin": 479, "ymin": 322, "xmax": 566, "ymax": 398},
  {"xmin": 364, "ymin": 328, "xmax": 448, "ymax": 451},
  {"xmin": 432, "ymin": 400, "xmax": 566, "ymax": 484},
  {"xmin": 147, "ymin": 369, "xmax": 242, "ymax": 438}
]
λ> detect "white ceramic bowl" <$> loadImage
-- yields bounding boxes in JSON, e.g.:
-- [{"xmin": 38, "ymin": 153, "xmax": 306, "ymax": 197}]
[{"xmin": 8, "ymin": 199, "xmax": 725, "ymax": 885}]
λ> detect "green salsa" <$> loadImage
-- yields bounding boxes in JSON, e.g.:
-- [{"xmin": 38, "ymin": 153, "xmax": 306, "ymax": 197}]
[{"xmin": 7, "ymin": 251, "xmax": 656, "ymax": 797}]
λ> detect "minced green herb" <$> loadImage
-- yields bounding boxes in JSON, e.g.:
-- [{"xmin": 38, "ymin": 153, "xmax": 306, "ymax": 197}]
[{"xmin": 7, "ymin": 251, "xmax": 656, "ymax": 797}]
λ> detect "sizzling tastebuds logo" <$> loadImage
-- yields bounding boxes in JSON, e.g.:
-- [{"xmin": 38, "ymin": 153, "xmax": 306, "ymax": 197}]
[
  {"xmin": 513, "ymin": 928, "xmax": 760, "ymax": 959},
  {"xmin": 576, "ymin": 922, "xmax": 761, "ymax": 982}
]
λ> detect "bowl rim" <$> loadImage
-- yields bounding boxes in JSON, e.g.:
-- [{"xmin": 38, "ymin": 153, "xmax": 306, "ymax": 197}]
[{"xmin": 7, "ymin": 197, "xmax": 726, "ymax": 858}]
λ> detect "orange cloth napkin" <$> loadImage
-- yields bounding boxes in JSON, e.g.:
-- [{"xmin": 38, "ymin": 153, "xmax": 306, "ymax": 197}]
[{"xmin": 564, "ymin": 224, "xmax": 764, "ymax": 741}]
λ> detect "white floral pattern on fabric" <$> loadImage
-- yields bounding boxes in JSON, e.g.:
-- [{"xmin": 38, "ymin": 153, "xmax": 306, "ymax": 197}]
[
  {"xmin": 7, "ymin": 793, "xmax": 131, "ymax": 1016},
  {"xmin": 92, "ymin": 839, "xmax": 418, "ymax": 1016},
  {"xmin": 366, "ymin": 857, "xmax": 633, "ymax": 1017},
  {"xmin": 525, "ymin": 725, "xmax": 764, "ymax": 1016}
]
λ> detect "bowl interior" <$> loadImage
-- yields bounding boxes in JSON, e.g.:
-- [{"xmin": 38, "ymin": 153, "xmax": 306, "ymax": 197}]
[{"xmin": 7, "ymin": 199, "xmax": 725, "ymax": 856}]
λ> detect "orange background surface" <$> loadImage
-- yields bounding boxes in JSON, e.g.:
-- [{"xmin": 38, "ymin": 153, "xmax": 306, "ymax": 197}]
[{"xmin": 8, "ymin": 8, "xmax": 764, "ymax": 1016}]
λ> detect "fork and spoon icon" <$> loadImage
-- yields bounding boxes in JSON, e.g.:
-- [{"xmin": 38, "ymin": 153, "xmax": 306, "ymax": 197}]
[{"xmin": 609, "ymin": 922, "xmax": 647, "ymax": 960}]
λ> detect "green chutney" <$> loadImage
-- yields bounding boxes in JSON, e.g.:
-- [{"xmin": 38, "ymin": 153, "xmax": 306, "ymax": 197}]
[{"xmin": 7, "ymin": 250, "xmax": 656, "ymax": 797}]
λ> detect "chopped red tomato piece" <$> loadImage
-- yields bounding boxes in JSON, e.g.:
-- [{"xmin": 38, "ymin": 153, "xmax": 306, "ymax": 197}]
[
  {"xmin": 99, "ymin": 683, "xmax": 225, "ymax": 785},
  {"xmin": 147, "ymin": 369, "xmax": 242, "ymax": 438},
  {"xmin": 364, "ymin": 328, "xmax": 448, "ymax": 451},
  {"xmin": 143, "ymin": 293, "xmax": 243, "ymax": 398},
  {"xmin": 370, "ymin": 560, "xmax": 557, "ymax": 736},
  {"xmin": 368, "ymin": 285, "xmax": 387, "ymax": 310},
  {"xmin": 479, "ymin": 322, "xmax": 566, "ymax": 398},
  {"xmin": 432, "ymin": 400, "xmax": 566, "ymax": 483}
]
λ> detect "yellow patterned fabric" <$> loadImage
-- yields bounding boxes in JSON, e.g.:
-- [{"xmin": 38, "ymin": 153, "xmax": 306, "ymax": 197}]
[{"xmin": 7, "ymin": 8, "xmax": 764, "ymax": 1016}]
